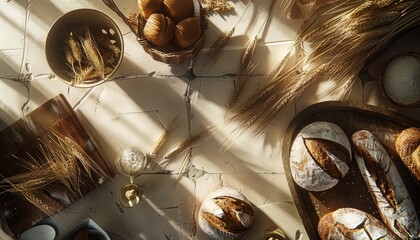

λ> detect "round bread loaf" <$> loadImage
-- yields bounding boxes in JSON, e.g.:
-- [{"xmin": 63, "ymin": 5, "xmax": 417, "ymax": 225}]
[
  {"xmin": 395, "ymin": 127, "xmax": 420, "ymax": 183},
  {"xmin": 198, "ymin": 187, "xmax": 254, "ymax": 240},
  {"xmin": 318, "ymin": 208, "xmax": 399, "ymax": 240},
  {"xmin": 290, "ymin": 121, "xmax": 352, "ymax": 191}
]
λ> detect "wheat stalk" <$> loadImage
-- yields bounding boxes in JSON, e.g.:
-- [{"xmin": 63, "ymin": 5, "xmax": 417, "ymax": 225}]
[
  {"xmin": 40, "ymin": 134, "xmax": 83, "ymax": 196},
  {"xmin": 64, "ymin": 44, "xmax": 79, "ymax": 78},
  {"xmin": 1, "ymin": 170, "xmax": 55, "ymax": 192},
  {"xmin": 161, "ymin": 130, "xmax": 209, "ymax": 163},
  {"xmin": 149, "ymin": 117, "xmax": 179, "ymax": 159},
  {"xmin": 97, "ymin": 35, "xmax": 121, "ymax": 57},
  {"xmin": 232, "ymin": 0, "xmax": 420, "ymax": 136},
  {"xmin": 202, "ymin": 0, "xmax": 252, "ymax": 68},
  {"xmin": 173, "ymin": 148, "xmax": 193, "ymax": 187},
  {"xmin": 60, "ymin": 134, "xmax": 112, "ymax": 182},
  {"xmin": 226, "ymin": 35, "xmax": 258, "ymax": 109},
  {"xmin": 21, "ymin": 190, "xmax": 64, "ymax": 216},
  {"xmin": 68, "ymin": 32, "xmax": 82, "ymax": 70},
  {"xmin": 227, "ymin": 0, "xmax": 275, "ymax": 109},
  {"xmin": 79, "ymin": 28, "xmax": 105, "ymax": 79}
]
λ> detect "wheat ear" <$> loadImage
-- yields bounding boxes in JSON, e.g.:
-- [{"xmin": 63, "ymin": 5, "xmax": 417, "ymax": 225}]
[
  {"xmin": 161, "ymin": 130, "xmax": 209, "ymax": 163},
  {"xmin": 79, "ymin": 28, "xmax": 105, "ymax": 79},
  {"xmin": 68, "ymin": 32, "xmax": 82, "ymax": 69},
  {"xmin": 149, "ymin": 117, "xmax": 179, "ymax": 159},
  {"xmin": 21, "ymin": 190, "xmax": 64, "ymax": 216}
]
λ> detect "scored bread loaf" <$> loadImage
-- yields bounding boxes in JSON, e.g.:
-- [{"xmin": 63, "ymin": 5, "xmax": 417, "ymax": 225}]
[
  {"xmin": 198, "ymin": 187, "xmax": 254, "ymax": 240},
  {"xmin": 395, "ymin": 127, "xmax": 420, "ymax": 183},
  {"xmin": 290, "ymin": 122, "xmax": 352, "ymax": 191},
  {"xmin": 352, "ymin": 130, "xmax": 420, "ymax": 239},
  {"xmin": 318, "ymin": 208, "xmax": 399, "ymax": 240}
]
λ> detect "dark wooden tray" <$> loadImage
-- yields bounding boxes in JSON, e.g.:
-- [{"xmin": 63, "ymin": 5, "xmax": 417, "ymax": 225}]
[
  {"xmin": 282, "ymin": 101, "xmax": 420, "ymax": 239},
  {"xmin": 0, "ymin": 94, "xmax": 114, "ymax": 236}
]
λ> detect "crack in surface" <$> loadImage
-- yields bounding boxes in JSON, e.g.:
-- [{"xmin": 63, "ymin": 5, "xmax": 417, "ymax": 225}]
[{"xmin": 160, "ymin": 203, "xmax": 185, "ymax": 210}]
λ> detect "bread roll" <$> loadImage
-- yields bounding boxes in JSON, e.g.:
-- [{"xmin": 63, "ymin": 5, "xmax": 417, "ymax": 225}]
[
  {"xmin": 395, "ymin": 127, "xmax": 420, "ymax": 182},
  {"xmin": 163, "ymin": 0, "xmax": 194, "ymax": 23},
  {"xmin": 137, "ymin": 0, "xmax": 163, "ymax": 19},
  {"xmin": 143, "ymin": 13, "xmax": 174, "ymax": 47},
  {"xmin": 318, "ymin": 208, "xmax": 399, "ymax": 240},
  {"xmin": 290, "ymin": 122, "xmax": 352, "ymax": 191},
  {"xmin": 175, "ymin": 17, "xmax": 201, "ymax": 48},
  {"xmin": 352, "ymin": 130, "xmax": 420, "ymax": 239},
  {"xmin": 198, "ymin": 187, "xmax": 254, "ymax": 239}
]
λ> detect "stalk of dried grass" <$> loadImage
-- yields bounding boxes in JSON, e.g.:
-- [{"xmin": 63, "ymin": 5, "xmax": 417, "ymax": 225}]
[
  {"xmin": 231, "ymin": 0, "xmax": 420, "ymax": 135},
  {"xmin": 227, "ymin": 0, "xmax": 275, "ymax": 109},
  {"xmin": 174, "ymin": 148, "xmax": 192, "ymax": 186},
  {"xmin": 202, "ymin": 0, "xmax": 252, "ymax": 68},
  {"xmin": 68, "ymin": 32, "xmax": 82, "ymax": 69},
  {"xmin": 227, "ymin": 35, "xmax": 258, "ymax": 109}
]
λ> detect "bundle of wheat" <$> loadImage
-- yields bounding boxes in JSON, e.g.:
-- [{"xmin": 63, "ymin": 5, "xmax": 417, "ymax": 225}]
[
  {"xmin": 0, "ymin": 129, "xmax": 113, "ymax": 215},
  {"xmin": 231, "ymin": 0, "xmax": 420, "ymax": 135}
]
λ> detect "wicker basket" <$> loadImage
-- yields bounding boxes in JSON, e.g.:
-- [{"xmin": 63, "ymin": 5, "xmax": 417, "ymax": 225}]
[{"xmin": 102, "ymin": 0, "xmax": 207, "ymax": 65}]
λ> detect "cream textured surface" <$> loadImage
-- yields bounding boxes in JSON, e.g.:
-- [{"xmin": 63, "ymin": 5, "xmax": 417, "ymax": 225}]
[{"xmin": 0, "ymin": 0, "xmax": 419, "ymax": 240}]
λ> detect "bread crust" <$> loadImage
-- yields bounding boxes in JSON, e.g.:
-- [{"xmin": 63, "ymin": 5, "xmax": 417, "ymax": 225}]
[
  {"xmin": 318, "ymin": 208, "xmax": 399, "ymax": 240},
  {"xmin": 198, "ymin": 187, "xmax": 254, "ymax": 239},
  {"xmin": 290, "ymin": 122, "xmax": 351, "ymax": 191},
  {"xmin": 395, "ymin": 127, "xmax": 420, "ymax": 183},
  {"xmin": 352, "ymin": 130, "xmax": 420, "ymax": 239}
]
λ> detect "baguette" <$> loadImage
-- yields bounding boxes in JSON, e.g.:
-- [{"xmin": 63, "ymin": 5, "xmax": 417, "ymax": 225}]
[
  {"xmin": 352, "ymin": 130, "xmax": 420, "ymax": 239},
  {"xmin": 318, "ymin": 208, "xmax": 399, "ymax": 240},
  {"xmin": 395, "ymin": 127, "xmax": 420, "ymax": 183}
]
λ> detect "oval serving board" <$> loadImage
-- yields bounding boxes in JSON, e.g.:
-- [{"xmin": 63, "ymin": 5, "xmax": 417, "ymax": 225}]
[{"xmin": 282, "ymin": 101, "xmax": 420, "ymax": 240}]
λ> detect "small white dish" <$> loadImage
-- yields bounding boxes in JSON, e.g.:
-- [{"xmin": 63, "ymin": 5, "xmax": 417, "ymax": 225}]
[{"xmin": 19, "ymin": 225, "xmax": 56, "ymax": 240}]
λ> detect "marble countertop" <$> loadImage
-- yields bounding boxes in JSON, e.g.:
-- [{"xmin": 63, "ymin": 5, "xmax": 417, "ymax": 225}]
[{"xmin": 1, "ymin": 0, "xmax": 419, "ymax": 239}]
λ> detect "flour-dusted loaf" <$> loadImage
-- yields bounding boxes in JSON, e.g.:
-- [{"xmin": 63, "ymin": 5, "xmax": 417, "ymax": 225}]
[
  {"xmin": 318, "ymin": 208, "xmax": 399, "ymax": 240},
  {"xmin": 290, "ymin": 122, "xmax": 352, "ymax": 191},
  {"xmin": 198, "ymin": 187, "xmax": 254, "ymax": 240},
  {"xmin": 352, "ymin": 130, "xmax": 420, "ymax": 239},
  {"xmin": 395, "ymin": 127, "xmax": 420, "ymax": 183}
]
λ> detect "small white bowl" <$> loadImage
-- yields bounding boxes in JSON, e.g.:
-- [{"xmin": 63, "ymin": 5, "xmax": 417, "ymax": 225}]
[{"xmin": 20, "ymin": 225, "xmax": 56, "ymax": 240}]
